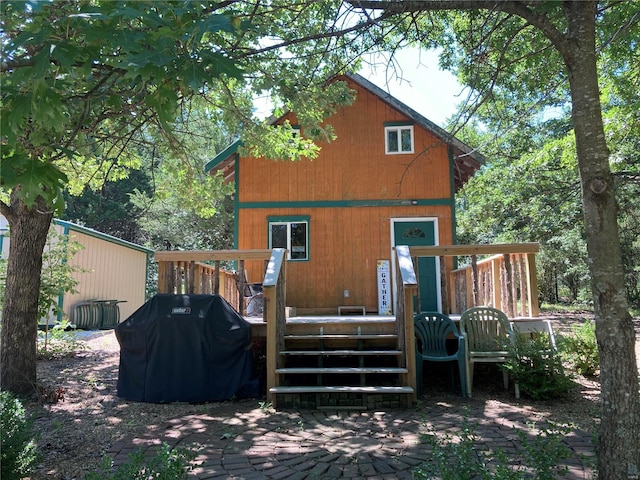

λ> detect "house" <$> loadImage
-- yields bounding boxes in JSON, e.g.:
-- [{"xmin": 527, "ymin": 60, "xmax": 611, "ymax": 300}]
[
  {"xmin": 1, "ymin": 216, "xmax": 152, "ymax": 326},
  {"xmin": 205, "ymin": 73, "xmax": 484, "ymax": 315}
]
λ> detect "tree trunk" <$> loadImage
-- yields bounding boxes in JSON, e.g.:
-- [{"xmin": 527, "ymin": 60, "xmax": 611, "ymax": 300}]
[
  {"xmin": 561, "ymin": 4, "xmax": 640, "ymax": 478},
  {"xmin": 0, "ymin": 192, "xmax": 53, "ymax": 395}
]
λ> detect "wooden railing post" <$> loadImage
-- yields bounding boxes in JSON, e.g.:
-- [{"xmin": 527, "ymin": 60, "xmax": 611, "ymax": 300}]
[
  {"xmin": 525, "ymin": 253, "xmax": 540, "ymax": 317},
  {"xmin": 491, "ymin": 257, "xmax": 501, "ymax": 310},
  {"xmin": 213, "ymin": 261, "xmax": 220, "ymax": 294},
  {"xmin": 471, "ymin": 255, "xmax": 479, "ymax": 307},
  {"xmin": 264, "ymin": 248, "xmax": 287, "ymax": 407},
  {"xmin": 395, "ymin": 245, "xmax": 418, "ymax": 405},
  {"xmin": 157, "ymin": 261, "xmax": 168, "ymax": 294}
]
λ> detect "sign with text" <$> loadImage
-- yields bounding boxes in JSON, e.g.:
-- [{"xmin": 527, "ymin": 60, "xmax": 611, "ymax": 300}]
[{"xmin": 377, "ymin": 260, "xmax": 392, "ymax": 315}]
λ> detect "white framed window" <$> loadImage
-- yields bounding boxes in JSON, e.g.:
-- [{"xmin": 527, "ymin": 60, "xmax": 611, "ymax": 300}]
[
  {"xmin": 268, "ymin": 216, "xmax": 309, "ymax": 261},
  {"xmin": 385, "ymin": 125, "xmax": 414, "ymax": 154}
]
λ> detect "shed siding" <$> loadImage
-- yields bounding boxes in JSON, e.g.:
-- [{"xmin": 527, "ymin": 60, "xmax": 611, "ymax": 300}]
[{"xmin": 64, "ymin": 230, "xmax": 148, "ymax": 320}]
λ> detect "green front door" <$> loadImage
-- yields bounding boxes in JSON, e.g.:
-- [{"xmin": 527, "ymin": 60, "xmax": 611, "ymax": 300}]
[{"xmin": 393, "ymin": 220, "xmax": 439, "ymax": 312}]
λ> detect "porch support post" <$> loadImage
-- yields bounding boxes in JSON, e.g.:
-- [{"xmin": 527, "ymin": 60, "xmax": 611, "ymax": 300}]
[
  {"xmin": 395, "ymin": 245, "xmax": 418, "ymax": 405},
  {"xmin": 264, "ymin": 248, "xmax": 287, "ymax": 407}
]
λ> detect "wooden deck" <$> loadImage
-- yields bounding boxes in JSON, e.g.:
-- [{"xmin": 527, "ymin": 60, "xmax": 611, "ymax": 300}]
[{"xmin": 153, "ymin": 243, "xmax": 540, "ymax": 409}]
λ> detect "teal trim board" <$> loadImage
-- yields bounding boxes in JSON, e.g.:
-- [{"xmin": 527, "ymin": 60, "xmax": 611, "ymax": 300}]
[
  {"xmin": 239, "ymin": 198, "xmax": 451, "ymax": 209},
  {"xmin": 204, "ymin": 139, "xmax": 242, "ymax": 172},
  {"xmin": 233, "ymin": 152, "xmax": 240, "ymax": 249},
  {"xmin": 383, "ymin": 121, "xmax": 413, "ymax": 127},
  {"xmin": 448, "ymin": 145, "xmax": 459, "ymax": 270}
]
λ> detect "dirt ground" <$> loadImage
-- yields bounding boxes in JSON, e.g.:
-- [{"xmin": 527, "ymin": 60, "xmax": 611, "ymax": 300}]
[{"xmin": 25, "ymin": 311, "xmax": 639, "ymax": 480}]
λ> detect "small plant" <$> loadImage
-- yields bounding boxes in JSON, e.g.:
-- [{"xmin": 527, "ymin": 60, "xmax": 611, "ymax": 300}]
[
  {"xmin": 558, "ymin": 320, "xmax": 599, "ymax": 376},
  {"xmin": 37, "ymin": 321, "xmax": 88, "ymax": 359},
  {"xmin": 0, "ymin": 391, "xmax": 41, "ymax": 480},
  {"xmin": 415, "ymin": 415, "xmax": 573, "ymax": 479},
  {"xmin": 258, "ymin": 400, "xmax": 273, "ymax": 413},
  {"xmin": 86, "ymin": 442, "xmax": 197, "ymax": 480},
  {"xmin": 502, "ymin": 333, "xmax": 575, "ymax": 400}
]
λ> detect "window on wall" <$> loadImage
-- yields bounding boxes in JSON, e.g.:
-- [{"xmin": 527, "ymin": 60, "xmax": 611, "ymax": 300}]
[
  {"xmin": 268, "ymin": 217, "xmax": 309, "ymax": 261},
  {"xmin": 385, "ymin": 125, "xmax": 414, "ymax": 154}
]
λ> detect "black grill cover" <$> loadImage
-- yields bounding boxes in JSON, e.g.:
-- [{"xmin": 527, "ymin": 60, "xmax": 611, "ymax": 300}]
[{"xmin": 115, "ymin": 294, "xmax": 257, "ymax": 403}]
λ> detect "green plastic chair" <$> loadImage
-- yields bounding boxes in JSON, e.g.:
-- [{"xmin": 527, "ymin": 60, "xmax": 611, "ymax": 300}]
[
  {"xmin": 459, "ymin": 306, "xmax": 518, "ymax": 398},
  {"xmin": 414, "ymin": 312, "xmax": 467, "ymax": 397}
]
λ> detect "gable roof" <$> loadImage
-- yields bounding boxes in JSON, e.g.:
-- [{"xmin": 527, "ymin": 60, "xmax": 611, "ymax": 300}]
[{"xmin": 205, "ymin": 73, "xmax": 484, "ymax": 190}]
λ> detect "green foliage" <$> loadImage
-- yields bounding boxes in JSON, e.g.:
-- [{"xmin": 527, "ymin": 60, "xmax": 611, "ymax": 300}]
[
  {"xmin": 502, "ymin": 333, "xmax": 574, "ymax": 400},
  {"xmin": 62, "ymin": 169, "xmax": 151, "ymax": 243},
  {"xmin": 0, "ymin": 155, "xmax": 68, "ymax": 214},
  {"xmin": 86, "ymin": 442, "xmax": 197, "ymax": 480},
  {"xmin": 37, "ymin": 227, "xmax": 84, "ymax": 324},
  {"xmin": 558, "ymin": 321, "xmax": 599, "ymax": 377},
  {"xmin": 415, "ymin": 415, "xmax": 572, "ymax": 479},
  {"xmin": 0, "ymin": 391, "xmax": 40, "ymax": 480},
  {"xmin": 37, "ymin": 322, "xmax": 88, "ymax": 360}
]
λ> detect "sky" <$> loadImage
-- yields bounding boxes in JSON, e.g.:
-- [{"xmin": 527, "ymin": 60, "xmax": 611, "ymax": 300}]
[
  {"xmin": 253, "ymin": 47, "xmax": 465, "ymax": 128},
  {"xmin": 360, "ymin": 48, "xmax": 465, "ymax": 127}
]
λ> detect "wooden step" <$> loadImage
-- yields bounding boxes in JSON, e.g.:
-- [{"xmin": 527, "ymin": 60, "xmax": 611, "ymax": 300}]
[
  {"xmin": 275, "ymin": 367, "xmax": 407, "ymax": 374},
  {"xmin": 284, "ymin": 334, "xmax": 398, "ymax": 340},
  {"xmin": 269, "ymin": 385, "xmax": 414, "ymax": 394},
  {"xmin": 280, "ymin": 349, "xmax": 402, "ymax": 356}
]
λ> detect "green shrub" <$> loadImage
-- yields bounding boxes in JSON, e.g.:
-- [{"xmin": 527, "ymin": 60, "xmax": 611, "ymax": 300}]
[
  {"xmin": 415, "ymin": 415, "xmax": 573, "ymax": 479},
  {"xmin": 37, "ymin": 321, "xmax": 88, "ymax": 359},
  {"xmin": 86, "ymin": 442, "xmax": 197, "ymax": 480},
  {"xmin": 558, "ymin": 320, "xmax": 599, "ymax": 376},
  {"xmin": 502, "ymin": 333, "xmax": 575, "ymax": 400},
  {"xmin": 0, "ymin": 391, "xmax": 40, "ymax": 480}
]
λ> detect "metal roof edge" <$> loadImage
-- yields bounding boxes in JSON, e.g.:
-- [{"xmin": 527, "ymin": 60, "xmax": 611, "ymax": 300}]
[
  {"xmin": 54, "ymin": 219, "xmax": 154, "ymax": 254},
  {"xmin": 204, "ymin": 138, "xmax": 242, "ymax": 173}
]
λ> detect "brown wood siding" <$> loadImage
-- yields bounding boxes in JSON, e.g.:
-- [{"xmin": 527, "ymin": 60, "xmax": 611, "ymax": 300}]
[
  {"xmin": 236, "ymin": 77, "xmax": 457, "ymax": 312},
  {"xmin": 241, "ymin": 206, "xmax": 453, "ymax": 311},
  {"xmin": 239, "ymin": 79, "xmax": 452, "ymax": 203}
]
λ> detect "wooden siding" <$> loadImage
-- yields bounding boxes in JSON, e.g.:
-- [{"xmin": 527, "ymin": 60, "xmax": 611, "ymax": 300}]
[
  {"xmin": 240, "ymin": 205, "xmax": 454, "ymax": 311},
  {"xmin": 63, "ymin": 230, "xmax": 148, "ymax": 321},
  {"xmin": 236, "ymin": 77, "xmax": 459, "ymax": 313},
  {"xmin": 239, "ymin": 79, "xmax": 453, "ymax": 203}
]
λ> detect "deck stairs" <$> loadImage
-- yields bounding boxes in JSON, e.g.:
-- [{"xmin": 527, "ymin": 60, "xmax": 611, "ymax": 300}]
[{"xmin": 269, "ymin": 316, "xmax": 414, "ymax": 409}]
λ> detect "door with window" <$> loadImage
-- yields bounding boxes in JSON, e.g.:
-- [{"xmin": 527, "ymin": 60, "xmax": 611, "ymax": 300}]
[{"xmin": 392, "ymin": 219, "xmax": 440, "ymax": 313}]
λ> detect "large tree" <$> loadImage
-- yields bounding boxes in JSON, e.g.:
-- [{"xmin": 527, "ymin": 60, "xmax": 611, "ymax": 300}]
[
  {"xmin": 0, "ymin": 0, "xmax": 357, "ymax": 395},
  {"xmin": 344, "ymin": 1, "xmax": 639, "ymax": 477}
]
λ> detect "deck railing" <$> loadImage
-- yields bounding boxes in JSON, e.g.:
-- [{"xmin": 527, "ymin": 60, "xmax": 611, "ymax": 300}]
[
  {"xmin": 400, "ymin": 243, "xmax": 540, "ymax": 317},
  {"xmin": 450, "ymin": 250, "xmax": 539, "ymax": 317},
  {"xmin": 155, "ymin": 249, "xmax": 274, "ymax": 317}
]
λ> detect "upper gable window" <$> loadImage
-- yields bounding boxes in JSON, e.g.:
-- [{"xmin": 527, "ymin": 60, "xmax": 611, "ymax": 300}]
[{"xmin": 385, "ymin": 124, "xmax": 414, "ymax": 154}]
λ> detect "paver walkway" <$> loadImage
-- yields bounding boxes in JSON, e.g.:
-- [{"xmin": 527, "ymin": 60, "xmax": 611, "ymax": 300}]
[{"xmin": 107, "ymin": 398, "xmax": 595, "ymax": 479}]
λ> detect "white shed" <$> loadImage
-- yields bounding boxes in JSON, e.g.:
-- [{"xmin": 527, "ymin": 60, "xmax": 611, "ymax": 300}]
[{"xmin": 0, "ymin": 217, "xmax": 152, "ymax": 327}]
